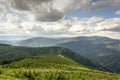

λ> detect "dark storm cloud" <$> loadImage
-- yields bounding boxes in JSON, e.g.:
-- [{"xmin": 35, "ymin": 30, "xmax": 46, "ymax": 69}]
[
  {"xmin": 35, "ymin": 9, "xmax": 63, "ymax": 22},
  {"xmin": 10, "ymin": 0, "xmax": 52, "ymax": 11},
  {"xmin": 5, "ymin": 0, "xmax": 120, "ymax": 22},
  {"xmin": 9, "ymin": 0, "xmax": 63, "ymax": 21}
]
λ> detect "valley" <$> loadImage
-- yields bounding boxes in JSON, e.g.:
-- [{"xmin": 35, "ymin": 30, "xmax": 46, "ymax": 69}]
[
  {"xmin": 0, "ymin": 36, "xmax": 120, "ymax": 79},
  {"xmin": 11, "ymin": 36, "xmax": 120, "ymax": 73}
]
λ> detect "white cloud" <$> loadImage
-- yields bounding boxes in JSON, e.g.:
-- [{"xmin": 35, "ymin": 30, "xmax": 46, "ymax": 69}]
[
  {"xmin": 53, "ymin": 0, "xmax": 90, "ymax": 13},
  {"xmin": 87, "ymin": 16, "xmax": 105, "ymax": 24},
  {"xmin": 0, "ymin": 0, "xmax": 120, "ymax": 39},
  {"xmin": 0, "ymin": 16, "xmax": 120, "ymax": 39},
  {"xmin": 5, "ymin": 0, "xmax": 120, "ymax": 22},
  {"xmin": 7, "ymin": 0, "xmax": 64, "ymax": 21},
  {"xmin": 95, "ymin": 18, "xmax": 120, "ymax": 31},
  {"xmin": 0, "ymin": 13, "xmax": 31, "ymax": 36},
  {"xmin": 116, "ymin": 10, "xmax": 120, "ymax": 15},
  {"xmin": 0, "ymin": 2, "xmax": 7, "ymax": 18},
  {"xmin": 89, "ymin": 0, "xmax": 110, "ymax": 10},
  {"xmin": 89, "ymin": 0, "xmax": 120, "ymax": 10}
]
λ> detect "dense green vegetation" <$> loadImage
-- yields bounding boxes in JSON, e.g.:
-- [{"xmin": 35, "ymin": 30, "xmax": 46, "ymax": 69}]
[
  {"xmin": 2, "ymin": 54, "xmax": 85, "ymax": 69},
  {"xmin": 0, "ymin": 44, "xmax": 119, "ymax": 79},
  {"xmin": 0, "ymin": 44, "xmax": 107, "ymax": 71},
  {"xmin": 0, "ymin": 54, "xmax": 120, "ymax": 80},
  {"xmin": 0, "ymin": 68, "xmax": 120, "ymax": 80}
]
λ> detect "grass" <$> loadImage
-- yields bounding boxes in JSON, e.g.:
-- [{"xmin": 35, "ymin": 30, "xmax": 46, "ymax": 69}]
[
  {"xmin": 0, "ymin": 54, "xmax": 120, "ymax": 80},
  {"xmin": 0, "ymin": 68, "xmax": 120, "ymax": 80}
]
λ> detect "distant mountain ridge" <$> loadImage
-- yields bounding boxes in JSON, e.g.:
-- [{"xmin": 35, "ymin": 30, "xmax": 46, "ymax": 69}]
[
  {"xmin": 15, "ymin": 36, "xmax": 120, "ymax": 58},
  {"xmin": 15, "ymin": 36, "xmax": 120, "ymax": 47},
  {"xmin": 14, "ymin": 36, "xmax": 120, "ymax": 73},
  {"xmin": 0, "ymin": 40, "xmax": 12, "ymax": 45},
  {"xmin": 56, "ymin": 36, "xmax": 120, "ymax": 73},
  {"xmin": 15, "ymin": 37, "xmax": 76, "ymax": 47}
]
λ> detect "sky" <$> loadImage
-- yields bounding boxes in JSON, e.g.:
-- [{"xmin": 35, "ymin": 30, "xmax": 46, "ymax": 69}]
[{"xmin": 0, "ymin": 0, "xmax": 120, "ymax": 40}]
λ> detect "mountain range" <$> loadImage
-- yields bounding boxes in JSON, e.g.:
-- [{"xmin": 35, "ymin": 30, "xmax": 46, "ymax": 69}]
[
  {"xmin": 0, "ymin": 36, "xmax": 120, "ymax": 73},
  {"xmin": 12, "ymin": 36, "xmax": 120, "ymax": 73},
  {"xmin": 0, "ymin": 44, "xmax": 107, "ymax": 71},
  {"xmin": 0, "ymin": 44, "xmax": 119, "ymax": 80}
]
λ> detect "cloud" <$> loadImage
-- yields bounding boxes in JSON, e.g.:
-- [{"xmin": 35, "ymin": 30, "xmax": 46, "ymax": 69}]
[
  {"xmin": 89, "ymin": 0, "xmax": 120, "ymax": 10},
  {"xmin": 0, "ymin": 15, "xmax": 120, "ymax": 39},
  {"xmin": 104, "ymin": 27, "xmax": 120, "ymax": 32},
  {"xmin": 89, "ymin": 0, "xmax": 110, "ymax": 10},
  {"xmin": 33, "ymin": 7, "xmax": 64, "ymax": 21},
  {"xmin": 10, "ymin": 0, "xmax": 52, "ymax": 11},
  {"xmin": 0, "ymin": 2, "xmax": 7, "ymax": 18},
  {"xmin": 10, "ymin": 0, "xmax": 101, "ymax": 21},
  {"xmin": 116, "ymin": 10, "xmax": 120, "ymax": 15},
  {"xmin": 8, "ymin": 0, "xmax": 91, "ymax": 21},
  {"xmin": 87, "ymin": 16, "xmax": 105, "ymax": 24},
  {"xmin": 112, "ymin": 0, "xmax": 120, "ymax": 7},
  {"xmin": 0, "ymin": 0, "xmax": 120, "ymax": 39},
  {"xmin": 8, "ymin": 0, "xmax": 64, "ymax": 21},
  {"xmin": 0, "ymin": 13, "xmax": 31, "ymax": 36},
  {"xmin": 5, "ymin": 0, "xmax": 120, "ymax": 22},
  {"xmin": 53, "ymin": 0, "xmax": 90, "ymax": 12},
  {"xmin": 95, "ymin": 18, "xmax": 120, "ymax": 31}
]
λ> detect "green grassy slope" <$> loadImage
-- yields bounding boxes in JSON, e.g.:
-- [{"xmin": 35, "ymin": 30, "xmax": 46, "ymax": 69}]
[
  {"xmin": 0, "ymin": 44, "xmax": 107, "ymax": 71},
  {"xmin": 0, "ymin": 68, "xmax": 120, "ymax": 80},
  {"xmin": 0, "ymin": 44, "xmax": 119, "ymax": 80},
  {"xmin": 0, "ymin": 54, "xmax": 120, "ymax": 80},
  {"xmin": 2, "ymin": 54, "xmax": 86, "ymax": 70}
]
